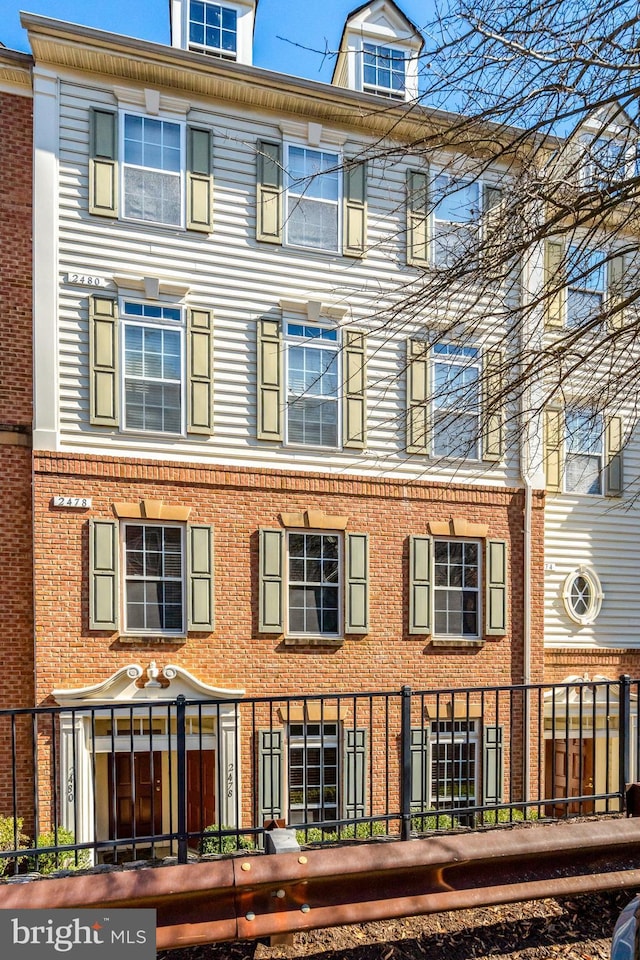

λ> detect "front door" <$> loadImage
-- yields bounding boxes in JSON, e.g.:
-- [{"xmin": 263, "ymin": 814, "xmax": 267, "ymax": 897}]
[
  {"xmin": 187, "ymin": 749, "xmax": 216, "ymax": 836},
  {"xmin": 108, "ymin": 751, "xmax": 163, "ymax": 840},
  {"xmin": 545, "ymin": 738, "xmax": 594, "ymax": 816}
]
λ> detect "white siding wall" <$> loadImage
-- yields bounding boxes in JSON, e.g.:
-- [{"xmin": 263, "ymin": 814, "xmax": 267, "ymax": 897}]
[
  {"xmin": 53, "ymin": 76, "xmax": 521, "ymax": 486},
  {"xmin": 544, "ymin": 422, "xmax": 640, "ymax": 648}
]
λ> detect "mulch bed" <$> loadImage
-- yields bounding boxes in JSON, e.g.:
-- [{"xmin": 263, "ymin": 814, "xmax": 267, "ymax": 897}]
[{"xmin": 159, "ymin": 889, "xmax": 637, "ymax": 959}]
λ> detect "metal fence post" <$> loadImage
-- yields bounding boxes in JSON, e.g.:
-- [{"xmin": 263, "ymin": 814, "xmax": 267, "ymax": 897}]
[
  {"xmin": 176, "ymin": 694, "xmax": 188, "ymax": 864},
  {"xmin": 619, "ymin": 674, "xmax": 631, "ymax": 811},
  {"xmin": 400, "ymin": 685, "xmax": 412, "ymax": 841}
]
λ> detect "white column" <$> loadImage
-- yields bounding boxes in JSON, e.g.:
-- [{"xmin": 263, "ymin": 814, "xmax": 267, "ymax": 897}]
[
  {"xmin": 59, "ymin": 712, "xmax": 95, "ymax": 863},
  {"xmin": 218, "ymin": 706, "xmax": 241, "ymax": 827}
]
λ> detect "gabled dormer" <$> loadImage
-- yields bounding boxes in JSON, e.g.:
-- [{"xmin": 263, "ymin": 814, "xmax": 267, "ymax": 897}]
[
  {"xmin": 332, "ymin": 0, "xmax": 423, "ymax": 102},
  {"xmin": 576, "ymin": 103, "xmax": 639, "ymax": 190},
  {"xmin": 170, "ymin": 0, "xmax": 257, "ymax": 65}
]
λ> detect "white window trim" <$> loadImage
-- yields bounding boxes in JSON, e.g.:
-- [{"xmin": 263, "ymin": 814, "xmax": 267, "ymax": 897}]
[
  {"xmin": 284, "ymin": 320, "xmax": 341, "ymax": 450},
  {"xmin": 429, "ymin": 718, "xmax": 479, "ymax": 809},
  {"xmin": 120, "ymin": 299, "xmax": 186, "ymax": 438},
  {"xmin": 287, "ymin": 721, "xmax": 340, "ymax": 824},
  {"xmin": 119, "ymin": 110, "xmax": 186, "ymax": 229},
  {"xmin": 361, "ymin": 40, "xmax": 406, "ymax": 99},
  {"xmin": 186, "ymin": 0, "xmax": 240, "ymax": 59},
  {"xmin": 432, "ymin": 537, "xmax": 482, "ymax": 641},
  {"xmin": 566, "ymin": 244, "xmax": 606, "ymax": 329},
  {"xmin": 283, "ymin": 140, "xmax": 343, "ymax": 254},
  {"xmin": 285, "ymin": 529, "xmax": 343, "ymax": 641},
  {"xmin": 121, "ymin": 521, "xmax": 186, "ymax": 637},
  {"xmin": 562, "ymin": 565, "xmax": 604, "ymax": 625},
  {"xmin": 564, "ymin": 408, "xmax": 604, "ymax": 496},
  {"xmin": 432, "ymin": 174, "xmax": 482, "ymax": 268},
  {"xmin": 431, "ymin": 343, "xmax": 482, "ymax": 462}
]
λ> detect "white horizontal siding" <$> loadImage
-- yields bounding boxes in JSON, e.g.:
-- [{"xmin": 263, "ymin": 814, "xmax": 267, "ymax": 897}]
[
  {"xmin": 53, "ymin": 77, "xmax": 521, "ymax": 486},
  {"xmin": 544, "ymin": 422, "xmax": 640, "ymax": 648}
]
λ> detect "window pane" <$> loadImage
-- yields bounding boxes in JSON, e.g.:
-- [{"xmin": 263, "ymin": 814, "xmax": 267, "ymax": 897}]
[{"xmin": 287, "ymin": 533, "xmax": 341, "ymax": 635}]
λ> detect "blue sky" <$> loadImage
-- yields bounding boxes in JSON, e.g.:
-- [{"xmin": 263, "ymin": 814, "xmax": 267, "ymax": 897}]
[{"xmin": 2, "ymin": 0, "xmax": 432, "ymax": 83}]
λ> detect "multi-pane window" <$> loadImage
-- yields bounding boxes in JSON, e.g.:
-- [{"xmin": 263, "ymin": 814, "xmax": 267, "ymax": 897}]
[
  {"xmin": 188, "ymin": 1, "xmax": 237, "ymax": 57},
  {"xmin": 433, "ymin": 539, "xmax": 480, "ymax": 638},
  {"xmin": 566, "ymin": 246, "xmax": 606, "ymax": 327},
  {"xmin": 286, "ymin": 323, "xmax": 339, "ymax": 447},
  {"xmin": 122, "ymin": 301, "xmax": 183, "ymax": 434},
  {"xmin": 124, "ymin": 524, "xmax": 184, "ymax": 634},
  {"xmin": 288, "ymin": 532, "xmax": 340, "ymax": 636},
  {"xmin": 362, "ymin": 42, "xmax": 405, "ymax": 97},
  {"xmin": 433, "ymin": 176, "xmax": 480, "ymax": 268},
  {"xmin": 288, "ymin": 722, "xmax": 338, "ymax": 824},
  {"xmin": 430, "ymin": 719, "xmax": 478, "ymax": 810},
  {"xmin": 432, "ymin": 344, "xmax": 480, "ymax": 459},
  {"xmin": 565, "ymin": 410, "xmax": 603, "ymax": 494},
  {"xmin": 123, "ymin": 114, "xmax": 183, "ymax": 226},
  {"xmin": 587, "ymin": 137, "xmax": 629, "ymax": 189},
  {"xmin": 285, "ymin": 145, "xmax": 340, "ymax": 251}
]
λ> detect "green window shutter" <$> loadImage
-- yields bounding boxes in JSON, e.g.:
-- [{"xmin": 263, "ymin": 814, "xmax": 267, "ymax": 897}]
[
  {"xmin": 410, "ymin": 728, "xmax": 430, "ymax": 812},
  {"xmin": 187, "ymin": 524, "xmax": 214, "ymax": 631},
  {"xmin": 256, "ymin": 140, "xmax": 282, "ymax": 243},
  {"xmin": 89, "ymin": 108, "xmax": 118, "ymax": 217},
  {"xmin": 343, "ymin": 161, "xmax": 367, "ymax": 258},
  {"xmin": 343, "ymin": 727, "xmax": 367, "ymax": 819},
  {"xmin": 259, "ymin": 528, "xmax": 284, "ymax": 633},
  {"xmin": 406, "ymin": 339, "xmax": 430, "ymax": 454},
  {"xmin": 605, "ymin": 414, "xmax": 624, "ymax": 497},
  {"xmin": 483, "ymin": 725, "xmax": 504, "ymax": 805},
  {"xmin": 187, "ymin": 308, "xmax": 214, "ymax": 435},
  {"xmin": 186, "ymin": 126, "xmax": 213, "ymax": 232},
  {"xmin": 343, "ymin": 329, "xmax": 367, "ymax": 449},
  {"xmin": 256, "ymin": 317, "xmax": 283, "ymax": 441},
  {"xmin": 544, "ymin": 407, "xmax": 563, "ymax": 493},
  {"xmin": 89, "ymin": 295, "xmax": 119, "ymax": 427},
  {"xmin": 406, "ymin": 169, "xmax": 430, "ymax": 266},
  {"xmin": 482, "ymin": 348, "xmax": 504, "ymax": 462},
  {"xmin": 544, "ymin": 240, "xmax": 565, "ymax": 328},
  {"xmin": 89, "ymin": 519, "xmax": 119, "ymax": 631},
  {"xmin": 409, "ymin": 535, "xmax": 432, "ymax": 635},
  {"xmin": 258, "ymin": 728, "xmax": 284, "ymax": 823},
  {"xmin": 485, "ymin": 539, "xmax": 508, "ymax": 636},
  {"xmin": 345, "ymin": 532, "xmax": 369, "ymax": 634},
  {"xmin": 608, "ymin": 253, "xmax": 626, "ymax": 330}
]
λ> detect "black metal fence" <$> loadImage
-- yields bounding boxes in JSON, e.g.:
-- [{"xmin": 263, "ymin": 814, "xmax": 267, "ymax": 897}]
[{"xmin": 0, "ymin": 675, "xmax": 636, "ymax": 875}]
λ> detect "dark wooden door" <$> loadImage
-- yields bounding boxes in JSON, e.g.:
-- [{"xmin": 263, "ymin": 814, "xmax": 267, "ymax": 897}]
[
  {"xmin": 108, "ymin": 751, "xmax": 163, "ymax": 839},
  {"xmin": 187, "ymin": 750, "xmax": 216, "ymax": 834},
  {"xmin": 545, "ymin": 738, "xmax": 594, "ymax": 816}
]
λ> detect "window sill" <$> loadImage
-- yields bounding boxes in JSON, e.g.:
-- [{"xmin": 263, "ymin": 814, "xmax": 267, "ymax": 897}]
[
  {"xmin": 283, "ymin": 635, "xmax": 344, "ymax": 647},
  {"xmin": 118, "ymin": 634, "xmax": 187, "ymax": 644},
  {"xmin": 430, "ymin": 637, "xmax": 485, "ymax": 648}
]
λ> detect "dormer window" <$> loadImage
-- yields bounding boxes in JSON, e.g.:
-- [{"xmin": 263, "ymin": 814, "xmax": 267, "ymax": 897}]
[
  {"xmin": 188, "ymin": 1, "xmax": 238, "ymax": 58},
  {"xmin": 363, "ymin": 42, "xmax": 406, "ymax": 98}
]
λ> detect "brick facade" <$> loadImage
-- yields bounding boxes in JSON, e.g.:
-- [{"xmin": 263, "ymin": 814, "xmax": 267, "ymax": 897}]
[{"xmin": 33, "ymin": 452, "xmax": 546, "ymax": 702}]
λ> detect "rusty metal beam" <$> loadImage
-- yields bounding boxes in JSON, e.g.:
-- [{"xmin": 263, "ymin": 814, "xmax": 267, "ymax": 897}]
[{"xmin": 2, "ymin": 819, "xmax": 640, "ymax": 950}]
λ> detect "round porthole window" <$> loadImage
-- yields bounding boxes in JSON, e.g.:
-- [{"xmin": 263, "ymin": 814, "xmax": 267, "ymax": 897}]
[{"xmin": 562, "ymin": 566, "xmax": 603, "ymax": 625}]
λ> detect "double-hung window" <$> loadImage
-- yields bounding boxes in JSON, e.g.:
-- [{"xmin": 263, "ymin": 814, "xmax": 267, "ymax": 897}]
[
  {"xmin": 287, "ymin": 532, "xmax": 341, "ymax": 638},
  {"xmin": 433, "ymin": 539, "xmax": 481, "ymax": 638},
  {"xmin": 566, "ymin": 246, "xmax": 606, "ymax": 327},
  {"xmin": 586, "ymin": 137, "xmax": 629, "ymax": 190},
  {"xmin": 122, "ymin": 301, "xmax": 184, "ymax": 435},
  {"xmin": 122, "ymin": 114, "xmax": 183, "ymax": 227},
  {"xmin": 188, "ymin": 1, "xmax": 238, "ymax": 58},
  {"xmin": 285, "ymin": 145, "xmax": 340, "ymax": 252},
  {"xmin": 286, "ymin": 322, "xmax": 340, "ymax": 447},
  {"xmin": 433, "ymin": 176, "xmax": 480, "ymax": 268},
  {"xmin": 288, "ymin": 722, "xmax": 339, "ymax": 824},
  {"xmin": 565, "ymin": 409, "xmax": 603, "ymax": 495},
  {"xmin": 123, "ymin": 523, "xmax": 184, "ymax": 635},
  {"xmin": 430, "ymin": 719, "xmax": 478, "ymax": 812},
  {"xmin": 432, "ymin": 344, "xmax": 481, "ymax": 459},
  {"xmin": 362, "ymin": 42, "xmax": 406, "ymax": 98}
]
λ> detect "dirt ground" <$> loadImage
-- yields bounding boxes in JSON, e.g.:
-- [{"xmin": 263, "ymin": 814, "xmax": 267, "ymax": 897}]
[{"xmin": 158, "ymin": 889, "xmax": 637, "ymax": 959}]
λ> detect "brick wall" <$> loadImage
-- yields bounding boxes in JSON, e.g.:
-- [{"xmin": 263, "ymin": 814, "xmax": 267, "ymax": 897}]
[{"xmin": 33, "ymin": 452, "xmax": 546, "ymax": 702}]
